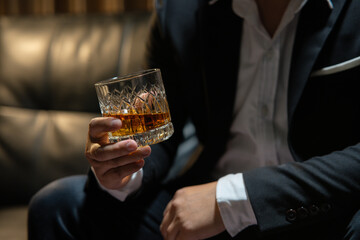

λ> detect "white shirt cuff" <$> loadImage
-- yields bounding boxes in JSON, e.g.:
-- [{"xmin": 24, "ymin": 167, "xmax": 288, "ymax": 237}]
[
  {"xmin": 91, "ymin": 167, "xmax": 143, "ymax": 201},
  {"xmin": 216, "ymin": 173, "xmax": 257, "ymax": 237}
]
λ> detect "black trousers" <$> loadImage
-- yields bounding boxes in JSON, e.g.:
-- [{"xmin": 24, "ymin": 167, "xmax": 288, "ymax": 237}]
[{"xmin": 28, "ymin": 175, "xmax": 360, "ymax": 240}]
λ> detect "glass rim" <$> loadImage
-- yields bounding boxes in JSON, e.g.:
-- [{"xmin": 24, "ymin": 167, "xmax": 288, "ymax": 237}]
[{"xmin": 94, "ymin": 68, "xmax": 160, "ymax": 86}]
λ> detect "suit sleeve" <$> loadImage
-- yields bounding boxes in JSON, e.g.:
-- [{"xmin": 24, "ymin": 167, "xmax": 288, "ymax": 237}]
[{"xmin": 243, "ymin": 143, "xmax": 360, "ymax": 233}]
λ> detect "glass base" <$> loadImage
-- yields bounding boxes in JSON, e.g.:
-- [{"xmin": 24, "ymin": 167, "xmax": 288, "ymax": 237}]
[{"xmin": 108, "ymin": 122, "xmax": 174, "ymax": 146}]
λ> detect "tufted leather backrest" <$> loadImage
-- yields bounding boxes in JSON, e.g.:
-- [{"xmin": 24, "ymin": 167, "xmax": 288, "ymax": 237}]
[{"xmin": 0, "ymin": 12, "xmax": 151, "ymax": 205}]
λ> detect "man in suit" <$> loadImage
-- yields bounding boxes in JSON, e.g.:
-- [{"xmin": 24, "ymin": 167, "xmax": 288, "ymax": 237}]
[{"xmin": 28, "ymin": 0, "xmax": 360, "ymax": 239}]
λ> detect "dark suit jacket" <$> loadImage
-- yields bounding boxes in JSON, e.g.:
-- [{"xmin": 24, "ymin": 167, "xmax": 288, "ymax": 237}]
[{"xmin": 90, "ymin": 0, "xmax": 360, "ymax": 235}]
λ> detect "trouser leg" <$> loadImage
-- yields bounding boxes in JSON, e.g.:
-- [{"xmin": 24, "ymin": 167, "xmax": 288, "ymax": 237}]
[
  {"xmin": 28, "ymin": 175, "xmax": 88, "ymax": 240},
  {"xmin": 28, "ymin": 175, "xmax": 172, "ymax": 240}
]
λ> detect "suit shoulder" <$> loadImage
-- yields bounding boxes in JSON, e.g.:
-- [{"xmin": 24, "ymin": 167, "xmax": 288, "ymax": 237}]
[{"xmin": 155, "ymin": 0, "xmax": 205, "ymax": 27}]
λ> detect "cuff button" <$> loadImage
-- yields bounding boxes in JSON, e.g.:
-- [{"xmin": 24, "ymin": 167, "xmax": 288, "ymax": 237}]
[
  {"xmin": 297, "ymin": 207, "xmax": 309, "ymax": 219},
  {"xmin": 309, "ymin": 204, "xmax": 320, "ymax": 215},
  {"xmin": 286, "ymin": 209, "xmax": 297, "ymax": 222}
]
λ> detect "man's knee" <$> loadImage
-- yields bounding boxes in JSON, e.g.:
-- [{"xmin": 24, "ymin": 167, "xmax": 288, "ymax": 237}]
[
  {"xmin": 28, "ymin": 175, "xmax": 87, "ymax": 239},
  {"xmin": 29, "ymin": 175, "xmax": 86, "ymax": 216}
]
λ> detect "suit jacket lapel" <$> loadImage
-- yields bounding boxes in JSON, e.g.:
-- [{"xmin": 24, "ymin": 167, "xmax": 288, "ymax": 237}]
[
  {"xmin": 199, "ymin": 0, "xmax": 243, "ymax": 145},
  {"xmin": 288, "ymin": 0, "xmax": 347, "ymax": 124}
]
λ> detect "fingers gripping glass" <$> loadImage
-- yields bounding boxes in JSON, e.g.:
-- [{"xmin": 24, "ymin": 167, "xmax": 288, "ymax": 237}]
[{"xmin": 95, "ymin": 69, "xmax": 174, "ymax": 146}]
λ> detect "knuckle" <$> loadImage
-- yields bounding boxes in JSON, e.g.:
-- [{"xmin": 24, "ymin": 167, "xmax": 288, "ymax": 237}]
[
  {"xmin": 182, "ymin": 222, "xmax": 193, "ymax": 232},
  {"xmin": 88, "ymin": 118, "xmax": 97, "ymax": 130},
  {"xmin": 86, "ymin": 143, "xmax": 104, "ymax": 160},
  {"xmin": 85, "ymin": 150, "xmax": 92, "ymax": 160},
  {"xmin": 174, "ymin": 189, "xmax": 183, "ymax": 198},
  {"xmin": 171, "ymin": 200, "xmax": 180, "ymax": 210},
  {"xmin": 164, "ymin": 226, "xmax": 172, "ymax": 237},
  {"xmin": 172, "ymin": 197, "xmax": 184, "ymax": 209},
  {"xmin": 91, "ymin": 151, "xmax": 101, "ymax": 161},
  {"xmin": 93, "ymin": 148, "xmax": 105, "ymax": 161}
]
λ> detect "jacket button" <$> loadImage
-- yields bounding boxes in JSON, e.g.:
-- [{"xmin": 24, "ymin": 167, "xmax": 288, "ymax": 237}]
[
  {"xmin": 309, "ymin": 204, "xmax": 320, "ymax": 215},
  {"xmin": 286, "ymin": 209, "xmax": 297, "ymax": 222},
  {"xmin": 297, "ymin": 207, "xmax": 309, "ymax": 219}
]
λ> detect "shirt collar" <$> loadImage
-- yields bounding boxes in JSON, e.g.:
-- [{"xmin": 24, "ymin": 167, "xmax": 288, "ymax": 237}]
[
  {"xmin": 209, "ymin": 0, "xmax": 334, "ymax": 10},
  {"xmin": 231, "ymin": 0, "xmax": 307, "ymax": 40}
]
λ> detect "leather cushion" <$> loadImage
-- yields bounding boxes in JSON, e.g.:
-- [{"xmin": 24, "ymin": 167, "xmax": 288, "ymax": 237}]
[{"xmin": 0, "ymin": 13, "xmax": 151, "ymax": 205}]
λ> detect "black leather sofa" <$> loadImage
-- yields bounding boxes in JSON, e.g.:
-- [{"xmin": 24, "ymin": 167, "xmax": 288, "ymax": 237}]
[{"xmin": 0, "ymin": 12, "xmax": 152, "ymax": 239}]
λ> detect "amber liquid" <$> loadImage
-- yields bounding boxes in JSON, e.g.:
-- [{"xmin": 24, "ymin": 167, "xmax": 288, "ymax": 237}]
[{"xmin": 103, "ymin": 112, "xmax": 171, "ymax": 137}]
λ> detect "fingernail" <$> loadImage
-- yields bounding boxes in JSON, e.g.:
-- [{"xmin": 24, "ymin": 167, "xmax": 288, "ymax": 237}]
[
  {"xmin": 141, "ymin": 147, "xmax": 151, "ymax": 156},
  {"xmin": 111, "ymin": 119, "xmax": 121, "ymax": 127},
  {"xmin": 126, "ymin": 141, "xmax": 137, "ymax": 152}
]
